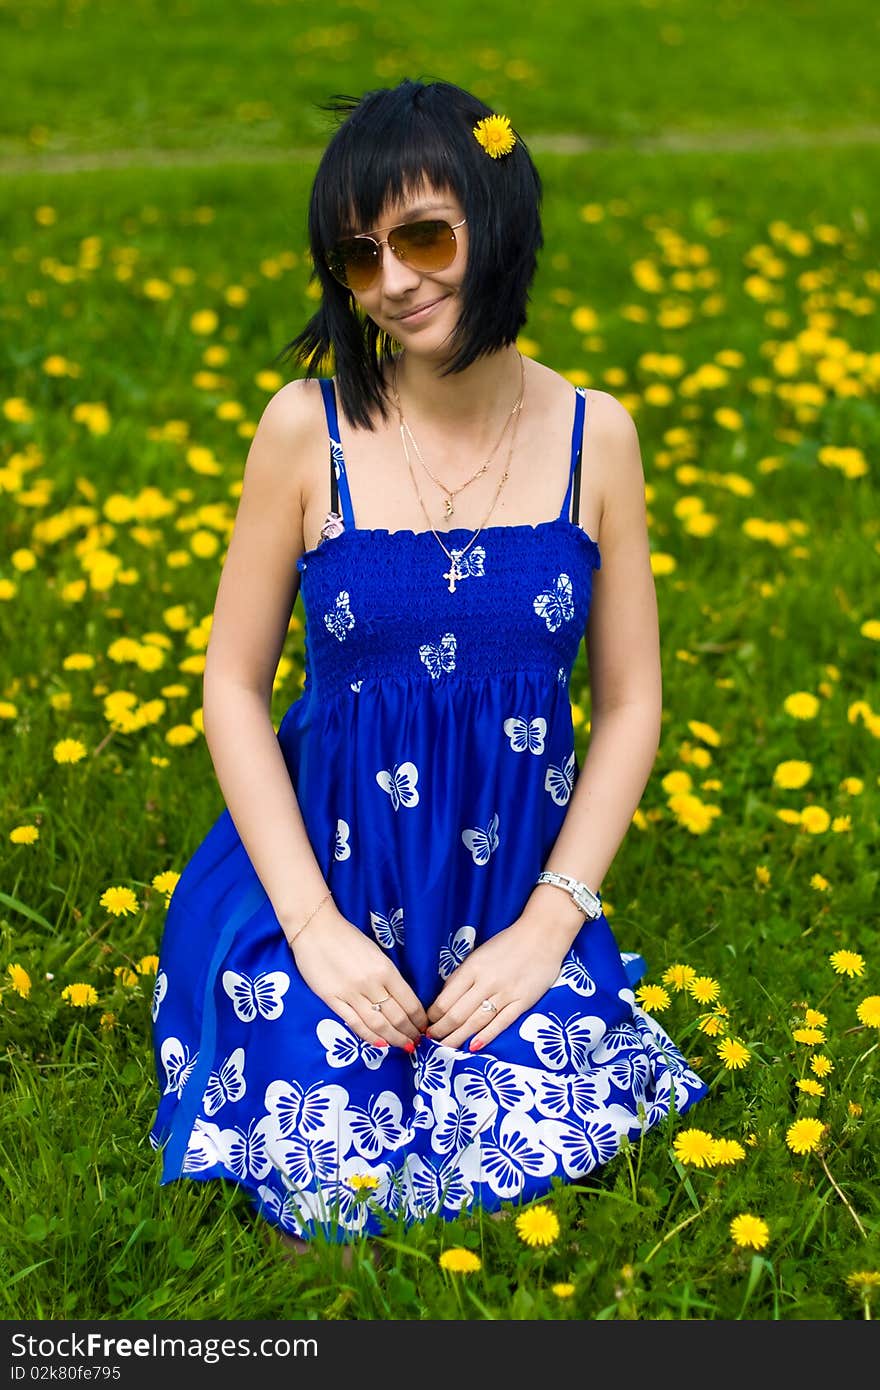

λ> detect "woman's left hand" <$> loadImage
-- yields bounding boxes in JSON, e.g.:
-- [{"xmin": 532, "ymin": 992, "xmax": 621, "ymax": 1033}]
[{"xmin": 425, "ymin": 917, "xmax": 572, "ymax": 1052}]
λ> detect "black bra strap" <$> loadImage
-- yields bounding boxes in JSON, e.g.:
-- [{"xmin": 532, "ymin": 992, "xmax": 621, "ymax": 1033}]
[
  {"xmin": 330, "ymin": 453, "xmax": 339, "ymax": 515},
  {"xmin": 569, "ymin": 437, "xmax": 583, "ymax": 525}
]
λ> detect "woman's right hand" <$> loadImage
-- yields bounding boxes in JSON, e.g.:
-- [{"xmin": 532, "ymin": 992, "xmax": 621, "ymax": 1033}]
[{"xmin": 287, "ymin": 908, "xmax": 428, "ymax": 1049}]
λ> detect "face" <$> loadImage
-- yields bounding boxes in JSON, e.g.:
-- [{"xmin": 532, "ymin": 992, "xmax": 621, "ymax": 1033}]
[{"xmin": 339, "ymin": 182, "xmax": 468, "ymax": 348}]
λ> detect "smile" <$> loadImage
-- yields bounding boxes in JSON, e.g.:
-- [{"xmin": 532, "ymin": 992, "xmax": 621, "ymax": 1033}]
[{"xmin": 395, "ymin": 296, "xmax": 447, "ymax": 323}]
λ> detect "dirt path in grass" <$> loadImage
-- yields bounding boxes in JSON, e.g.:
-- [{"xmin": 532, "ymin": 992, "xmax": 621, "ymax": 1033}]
[{"xmin": 2, "ymin": 124, "xmax": 880, "ymax": 176}]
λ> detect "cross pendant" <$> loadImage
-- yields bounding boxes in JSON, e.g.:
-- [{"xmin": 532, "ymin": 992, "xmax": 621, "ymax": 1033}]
[
  {"xmin": 444, "ymin": 497, "xmax": 454, "ymax": 518},
  {"xmin": 443, "ymin": 553, "xmax": 464, "ymax": 593}
]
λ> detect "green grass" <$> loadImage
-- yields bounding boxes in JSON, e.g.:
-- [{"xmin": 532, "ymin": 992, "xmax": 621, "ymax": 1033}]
[{"xmin": 1, "ymin": 0, "xmax": 879, "ymax": 1321}]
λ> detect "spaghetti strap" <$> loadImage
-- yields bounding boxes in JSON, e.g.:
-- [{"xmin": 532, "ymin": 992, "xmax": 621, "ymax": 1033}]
[
  {"xmin": 558, "ymin": 387, "xmax": 587, "ymax": 523},
  {"xmin": 318, "ymin": 377, "xmax": 357, "ymax": 528}
]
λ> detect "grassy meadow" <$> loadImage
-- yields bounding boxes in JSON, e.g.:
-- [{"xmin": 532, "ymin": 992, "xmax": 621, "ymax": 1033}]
[{"xmin": 1, "ymin": 0, "xmax": 879, "ymax": 1321}]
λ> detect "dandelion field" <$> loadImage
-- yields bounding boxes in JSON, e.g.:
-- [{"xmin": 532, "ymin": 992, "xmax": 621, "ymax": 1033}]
[{"xmin": 2, "ymin": 0, "xmax": 879, "ymax": 1323}]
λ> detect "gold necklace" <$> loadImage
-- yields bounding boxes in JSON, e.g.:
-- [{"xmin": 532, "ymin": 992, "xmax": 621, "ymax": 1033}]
[
  {"xmin": 397, "ymin": 354, "xmax": 526, "ymax": 593},
  {"xmin": 392, "ymin": 355, "xmax": 525, "ymax": 518}
]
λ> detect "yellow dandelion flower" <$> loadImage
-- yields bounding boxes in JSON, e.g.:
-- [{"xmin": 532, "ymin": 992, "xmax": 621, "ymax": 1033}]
[
  {"xmin": 137, "ymin": 954, "xmax": 159, "ymax": 975},
  {"xmin": 99, "ymin": 1012, "xmax": 117, "ymax": 1031},
  {"xmin": 839, "ymin": 777, "xmax": 863, "ymax": 796},
  {"xmin": 800, "ymin": 805, "xmax": 830, "ymax": 834},
  {"xmin": 810, "ymin": 1054, "xmax": 833, "ymax": 1077},
  {"xmin": 634, "ymin": 984, "xmax": 670, "ymax": 1012},
  {"xmin": 717, "ymin": 1038, "xmax": 750, "ymax": 1070},
  {"xmin": 53, "ymin": 738, "xmax": 88, "ymax": 764},
  {"xmin": 687, "ymin": 720, "xmax": 721, "ymax": 747},
  {"xmin": 810, "ymin": 873, "xmax": 830, "ymax": 892},
  {"xmin": 804, "ymin": 1008, "xmax": 827, "ymax": 1028},
  {"xmin": 783, "ymin": 692, "xmax": 820, "ymax": 719},
  {"xmin": 796, "ymin": 1078, "xmax": 825, "ymax": 1097},
  {"xmin": 730, "ymin": 1214, "xmax": 770, "ymax": 1251},
  {"xmin": 7, "ymin": 963, "xmax": 32, "ymax": 998},
  {"xmin": 829, "ymin": 950, "xmax": 865, "ymax": 979},
  {"xmin": 673, "ymin": 1128, "xmax": 717, "ymax": 1168},
  {"xmin": 113, "ymin": 966, "xmax": 138, "ymax": 988},
  {"xmin": 785, "ymin": 1117, "xmax": 826, "ymax": 1155},
  {"xmin": 848, "ymin": 1101, "xmax": 863, "ymax": 1118},
  {"xmin": 846, "ymin": 1271, "xmax": 880, "ymax": 1292},
  {"xmin": 349, "ymin": 1174, "xmax": 379, "ymax": 1192},
  {"xmin": 100, "ymin": 886, "xmax": 140, "ymax": 917},
  {"xmin": 688, "ymin": 975, "xmax": 721, "ymax": 1005},
  {"xmin": 10, "ymin": 825, "xmax": 39, "ymax": 845},
  {"xmin": 860, "ymin": 620, "xmax": 880, "ymax": 641},
  {"xmin": 772, "ymin": 759, "xmax": 812, "ymax": 789},
  {"xmin": 711, "ymin": 1138, "xmax": 745, "ymax": 1165},
  {"xmin": 472, "ymin": 114, "xmax": 516, "ymax": 158},
  {"xmin": 662, "ymin": 963, "xmax": 696, "ymax": 992},
  {"xmin": 515, "ymin": 1206, "xmax": 560, "ymax": 1248},
  {"xmin": 551, "ymin": 1282, "xmax": 576, "ymax": 1299},
  {"xmin": 697, "ymin": 1012, "xmax": 728, "ymax": 1037},
  {"xmin": 793, "ymin": 1027, "xmax": 825, "ymax": 1045},
  {"xmin": 61, "ymin": 982, "xmax": 98, "ymax": 1007},
  {"xmin": 755, "ymin": 864, "xmax": 771, "ymax": 886},
  {"xmin": 438, "ymin": 1247, "xmax": 481, "ymax": 1273},
  {"xmin": 831, "ymin": 815, "xmax": 851, "ymax": 834},
  {"xmin": 856, "ymin": 996, "xmax": 880, "ymax": 1028}
]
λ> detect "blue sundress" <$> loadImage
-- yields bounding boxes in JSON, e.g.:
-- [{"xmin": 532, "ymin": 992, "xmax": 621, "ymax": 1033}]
[{"xmin": 149, "ymin": 377, "xmax": 707, "ymax": 1242}]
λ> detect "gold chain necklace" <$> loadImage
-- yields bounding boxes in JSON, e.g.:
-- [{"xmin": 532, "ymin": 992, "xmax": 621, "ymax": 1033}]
[
  {"xmin": 392, "ymin": 356, "xmax": 525, "ymax": 518},
  {"xmin": 395, "ymin": 354, "xmax": 526, "ymax": 593}
]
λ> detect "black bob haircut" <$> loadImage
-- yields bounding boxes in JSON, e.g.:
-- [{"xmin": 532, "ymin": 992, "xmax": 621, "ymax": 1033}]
[{"xmin": 275, "ymin": 77, "xmax": 544, "ymax": 431}]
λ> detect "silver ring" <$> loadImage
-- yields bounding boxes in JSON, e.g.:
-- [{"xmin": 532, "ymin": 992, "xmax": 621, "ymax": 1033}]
[
  {"xmin": 479, "ymin": 999, "xmax": 497, "ymax": 1014},
  {"xmin": 371, "ymin": 995, "xmax": 391, "ymax": 1012}
]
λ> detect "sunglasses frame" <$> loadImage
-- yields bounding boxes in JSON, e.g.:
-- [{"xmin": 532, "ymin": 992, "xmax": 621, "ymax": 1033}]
[{"xmin": 326, "ymin": 216, "xmax": 467, "ymax": 290}]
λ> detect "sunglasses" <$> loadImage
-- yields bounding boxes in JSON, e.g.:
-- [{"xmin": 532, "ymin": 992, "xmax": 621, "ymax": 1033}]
[{"xmin": 325, "ymin": 217, "xmax": 467, "ymax": 292}]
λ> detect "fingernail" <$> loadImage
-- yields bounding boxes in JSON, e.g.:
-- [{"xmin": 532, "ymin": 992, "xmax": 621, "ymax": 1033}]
[
  {"xmin": 403, "ymin": 1040, "xmax": 416, "ymax": 1053},
  {"xmin": 469, "ymin": 1039, "xmax": 485, "ymax": 1053},
  {"xmin": 424, "ymin": 1029, "xmax": 434, "ymax": 1039},
  {"xmin": 374, "ymin": 1039, "xmax": 389, "ymax": 1048}
]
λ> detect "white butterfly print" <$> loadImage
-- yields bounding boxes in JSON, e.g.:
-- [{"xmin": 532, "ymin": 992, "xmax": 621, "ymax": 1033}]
[
  {"xmin": 375, "ymin": 761, "xmax": 420, "ymax": 810},
  {"xmin": 161, "ymin": 1036, "xmax": 199, "ymax": 1097},
  {"xmin": 324, "ymin": 590, "xmax": 355, "ymax": 642},
  {"xmin": 370, "ymin": 907, "xmax": 405, "ymax": 950},
  {"xmin": 552, "ymin": 952, "xmax": 597, "ymax": 997},
  {"xmin": 182, "ymin": 1117, "xmax": 222, "ymax": 1173},
  {"xmin": 538, "ymin": 1115, "xmax": 622, "ymax": 1176},
  {"xmin": 256, "ymin": 1183, "xmax": 307, "ymax": 1236},
  {"xmin": 430, "ymin": 1095, "xmax": 488, "ymax": 1158},
  {"xmin": 263, "ymin": 1080, "xmax": 349, "ymax": 1140},
  {"xmin": 461, "ymin": 811, "xmax": 499, "ymax": 866},
  {"xmin": 533, "ymin": 572, "xmax": 574, "ymax": 631},
  {"xmin": 533, "ymin": 1070, "xmax": 611, "ymax": 1121},
  {"xmin": 456, "ymin": 1061, "xmax": 534, "ymax": 1114},
  {"xmin": 217, "ymin": 1118, "xmax": 274, "ymax": 1182},
  {"xmin": 519, "ymin": 1011, "xmax": 606, "ymax": 1071},
  {"xmin": 316, "ymin": 1018, "xmax": 388, "ymax": 1071},
  {"xmin": 221, "ymin": 969, "xmax": 290, "ymax": 1023},
  {"xmin": 438, "ymin": 924, "xmax": 476, "ymax": 979},
  {"xmin": 476, "ymin": 1111, "xmax": 556, "ymax": 1199},
  {"xmin": 419, "ymin": 631, "xmax": 457, "ymax": 680},
  {"xmin": 545, "ymin": 750, "xmax": 575, "ymax": 806},
  {"xmin": 330, "ymin": 439, "xmax": 346, "ymax": 475},
  {"xmin": 347, "ymin": 1091, "xmax": 409, "ymax": 1161},
  {"xmin": 276, "ymin": 1133, "xmax": 343, "ymax": 1191},
  {"xmin": 350, "ymin": 680, "xmax": 362, "ymax": 692},
  {"xmin": 151, "ymin": 969, "xmax": 168, "ymax": 1022},
  {"xmin": 403, "ymin": 1152, "xmax": 473, "ymax": 1217},
  {"xmin": 503, "ymin": 715, "xmax": 547, "ymax": 755},
  {"xmin": 557, "ymin": 666, "xmax": 566, "ymax": 683},
  {"xmin": 335, "ymin": 818, "xmax": 351, "ymax": 860},
  {"xmin": 450, "ymin": 546, "xmax": 486, "ymax": 578},
  {"xmin": 202, "ymin": 1047, "xmax": 247, "ymax": 1117}
]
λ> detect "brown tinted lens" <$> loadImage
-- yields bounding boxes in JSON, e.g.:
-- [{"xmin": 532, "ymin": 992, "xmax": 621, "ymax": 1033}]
[
  {"xmin": 389, "ymin": 220, "xmax": 457, "ymax": 271},
  {"xmin": 327, "ymin": 237, "xmax": 380, "ymax": 290}
]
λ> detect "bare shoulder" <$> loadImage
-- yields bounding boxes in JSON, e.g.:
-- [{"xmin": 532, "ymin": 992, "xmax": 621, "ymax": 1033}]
[
  {"xmin": 248, "ymin": 376, "xmax": 323, "ymax": 502},
  {"xmin": 580, "ymin": 389, "xmax": 646, "ymax": 538}
]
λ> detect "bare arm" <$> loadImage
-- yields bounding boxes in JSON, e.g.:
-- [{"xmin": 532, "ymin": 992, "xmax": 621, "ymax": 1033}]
[{"xmin": 523, "ymin": 393, "xmax": 663, "ymax": 945}]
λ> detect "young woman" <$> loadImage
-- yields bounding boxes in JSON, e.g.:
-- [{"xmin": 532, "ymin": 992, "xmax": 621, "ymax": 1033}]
[{"xmin": 149, "ymin": 78, "xmax": 707, "ymax": 1248}]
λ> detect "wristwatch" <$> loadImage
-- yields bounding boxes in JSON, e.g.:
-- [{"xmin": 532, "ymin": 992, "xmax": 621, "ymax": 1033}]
[{"xmin": 535, "ymin": 870, "xmax": 603, "ymax": 920}]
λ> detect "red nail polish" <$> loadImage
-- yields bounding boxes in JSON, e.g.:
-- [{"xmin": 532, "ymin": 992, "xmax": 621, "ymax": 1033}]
[
  {"xmin": 404, "ymin": 1040, "xmax": 416, "ymax": 1053},
  {"xmin": 374, "ymin": 1039, "xmax": 389, "ymax": 1048},
  {"xmin": 469, "ymin": 1039, "xmax": 485, "ymax": 1053}
]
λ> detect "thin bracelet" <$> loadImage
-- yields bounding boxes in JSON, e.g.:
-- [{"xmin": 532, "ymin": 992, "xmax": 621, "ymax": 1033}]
[{"xmin": 286, "ymin": 889, "xmax": 333, "ymax": 946}]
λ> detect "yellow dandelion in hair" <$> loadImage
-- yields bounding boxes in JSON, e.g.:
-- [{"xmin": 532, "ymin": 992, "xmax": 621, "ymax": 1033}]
[
  {"xmin": 7, "ymin": 963, "xmax": 32, "ymax": 998},
  {"xmin": 796, "ymin": 1078, "xmax": 825, "ymax": 1097},
  {"xmin": 662, "ymin": 963, "xmax": 696, "ymax": 992},
  {"xmin": 730, "ymin": 1214, "xmax": 770, "ymax": 1251},
  {"xmin": 61, "ymin": 982, "xmax": 98, "ymax": 1007},
  {"xmin": 785, "ymin": 1117, "xmax": 825, "ymax": 1155},
  {"xmin": 688, "ymin": 974, "xmax": 721, "ymax": 1005},
  {"xmin": 810, "ymin": 1054, "xmax": 833, "ymax": 1077},
  {"xmin": 717, "ymin": 1038, "xmax": 750, "ymax": 1070},
  {"xmin": 100, "ymin": 886, "xmax": 140, "ymax": 917},
  {"xmin": 515, "ymin": 1206, "xmax": 560, "ymax": 1248},
  {"xmin": 438, "ymin": 1247, "xmax": 481, "ymax": 1273},
  {"xmin": 856, "ymin": 996, "xmax": 880, "ymax": 1028},
  {"xmin": 673, "ymin": 1128, "xmax": 716, "ymax": 1168},
  {"xmin": 829, "ymin": 950, "xmax": 865, "ymax": 979},
  {"xmin": 473, "ymin": 114, "xmax": 516, "ymax": 158},
  {"xmin": 635, "ymin": 984, "xmax": 670, "ymax": 1012}
]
